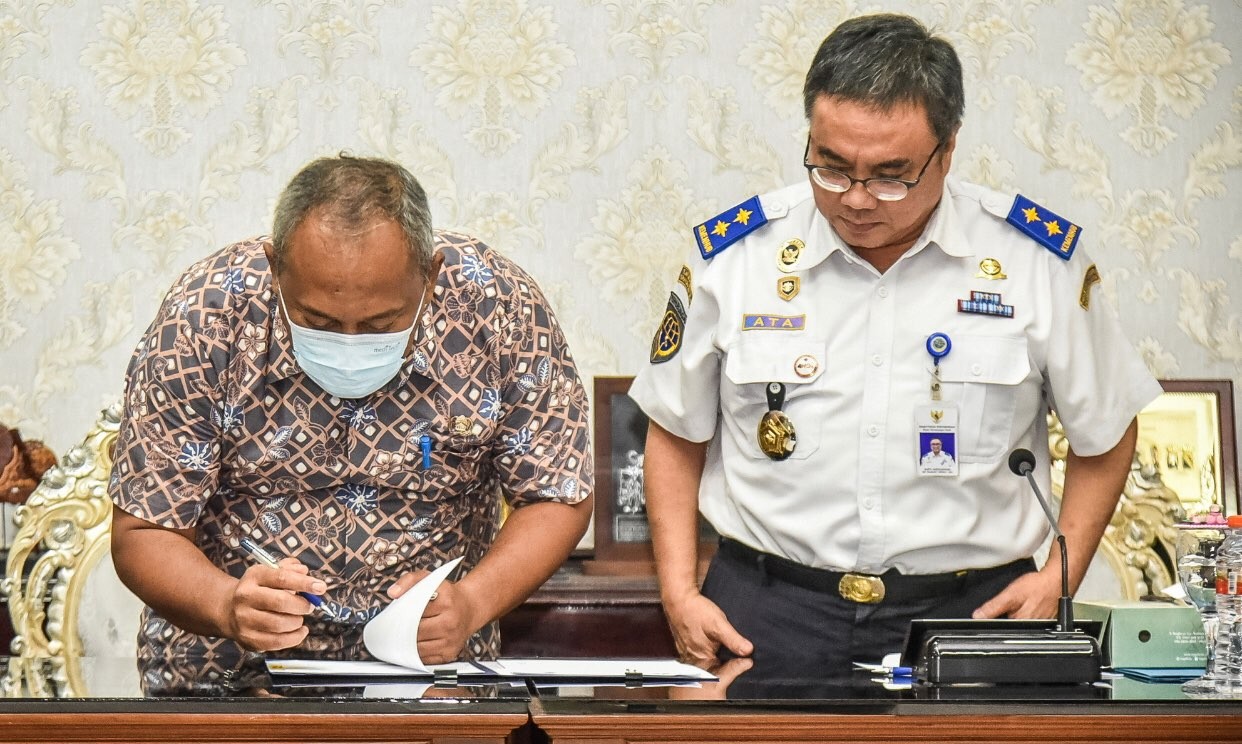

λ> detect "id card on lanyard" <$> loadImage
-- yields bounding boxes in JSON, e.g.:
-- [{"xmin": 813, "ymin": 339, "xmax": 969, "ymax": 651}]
[{"xmin": 917, "ymin": 333, "xmax": 958, "ymax": 477}]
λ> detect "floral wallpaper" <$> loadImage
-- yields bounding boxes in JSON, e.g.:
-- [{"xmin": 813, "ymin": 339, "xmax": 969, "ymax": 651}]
[{"xmin": 1, "ymin": 0, "xmax": 1240, "ymax": 494}]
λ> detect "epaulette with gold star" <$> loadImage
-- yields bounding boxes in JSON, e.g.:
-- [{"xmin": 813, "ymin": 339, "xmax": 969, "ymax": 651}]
[
  {"xmin": 1005, "ymin": 195, "xmax": 1082, "ymax": 260},
  {"xmin": 693, "ymin": 196, "xmax": 767, "ymax": 259}
]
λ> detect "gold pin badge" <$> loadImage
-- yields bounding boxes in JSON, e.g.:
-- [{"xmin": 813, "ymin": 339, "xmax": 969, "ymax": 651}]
[
  {"xmin": 793, "ymin": 354, "xmax": 819, "ymax": 378},
  {"xmin": 452, "ymin": 416, "xmax": 472, "ymax": 435},
  {"xmin": 777, "ymin": 276, "xmax": 801, "ymax": 301},
  {"xmin": 777, "ymin": 238, "xmax": 804, "ymax": 273},
  {"xmin": 758, "ymin": 411, "xmax": 797, "ymax": 460},
  {"xmin": 976, "ymin": 257, "xmax": 1007, "ymax": 280}
]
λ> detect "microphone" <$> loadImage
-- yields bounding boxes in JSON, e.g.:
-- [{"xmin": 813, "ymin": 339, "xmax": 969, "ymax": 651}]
[
  {"xmin": 1008, "ymin": 448, "xmax": 1073, "ymax": 633},
  {"xmin": 900, "ymin": 448, "xmax": 1102, "ymax": 685}
]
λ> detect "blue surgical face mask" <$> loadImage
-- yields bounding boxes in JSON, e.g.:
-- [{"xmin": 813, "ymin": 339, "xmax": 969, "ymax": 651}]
[{"xmin": 278, "ymin": 290, "xmax": 425, "ymax": 399}]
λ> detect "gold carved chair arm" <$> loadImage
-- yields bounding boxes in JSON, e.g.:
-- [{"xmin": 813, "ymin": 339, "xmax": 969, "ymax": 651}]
[
  {"xmin": 1, "ymin": 402, "xmax": 122, "ymax": 697},
  {"xmin": 1047, "ymin": 412, "xmax": 1178, "ymax": 601}
]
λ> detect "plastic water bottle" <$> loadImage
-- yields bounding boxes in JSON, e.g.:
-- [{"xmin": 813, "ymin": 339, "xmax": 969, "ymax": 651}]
[{"xmin": 1214, "ymin": 515, "xmax": 1242, "ymax": 694}]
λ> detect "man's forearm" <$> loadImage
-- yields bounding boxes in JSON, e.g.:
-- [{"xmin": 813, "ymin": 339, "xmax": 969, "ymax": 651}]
[
  {"xmin": 643, "ymin": 421, "xmax": 709, "ymax": 604},
  {"xmin": 111, "ymin": 506, "xmax": 237, "ymax": 638},
  {"xmin": 1057, "ymin": 418, "xmax": 1139, "ymax": 592},
  {"xmin": 456, "ymin": 497, "xmax": 592, "ymax": 628}
]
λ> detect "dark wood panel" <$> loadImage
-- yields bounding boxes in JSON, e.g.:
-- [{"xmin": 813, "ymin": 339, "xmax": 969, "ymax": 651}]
[{"xmin": 499, "ymin": 568, "xmax": 675, "ymax": 658}]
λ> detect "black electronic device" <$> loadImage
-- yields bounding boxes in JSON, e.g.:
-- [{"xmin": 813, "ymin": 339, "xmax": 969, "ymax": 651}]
[{"xmin": 900, "ymin": 449, "xmax": 1104, "ymax": 685}]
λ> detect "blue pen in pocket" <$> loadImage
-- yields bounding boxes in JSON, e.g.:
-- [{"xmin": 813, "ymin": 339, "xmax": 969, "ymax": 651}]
[{"xmin": 420, "ymin": 434, "xmax": 432, "ymax": 469}]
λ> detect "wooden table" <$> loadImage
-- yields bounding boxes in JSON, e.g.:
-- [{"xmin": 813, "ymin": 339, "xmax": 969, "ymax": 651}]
[
  {"xmin": 0, "ymin": 699, "xmax": 534, "ymax": 744},
  {"xmin": 530, "ymin": 697, "xmax": 1242, "ymax": 744}
]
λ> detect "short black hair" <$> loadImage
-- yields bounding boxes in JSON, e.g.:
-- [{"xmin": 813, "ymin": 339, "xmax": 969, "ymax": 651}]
[{"xmin": 802, "ymin": 13, "xmax": 964, "ymax": 143}]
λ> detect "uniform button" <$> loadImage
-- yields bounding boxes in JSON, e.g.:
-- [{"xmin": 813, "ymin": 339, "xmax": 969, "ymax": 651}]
[
  {"xmin": 877, "ymin": 286, "xmax": 889, "ymax": 298},
  {"xmin": 871, "ymin": 355, "xmax": 883, "ymax": 366},
  {"xmin": 867, "ymin": 425, "xmax": 879, "ymax": 437},
  {"xmin": 864, "ymin": 498, "xmax": 874, "ymax": 509},
  {"xmin": 971, "ymin": 363, "xmax": 983, "ymax": 376}
]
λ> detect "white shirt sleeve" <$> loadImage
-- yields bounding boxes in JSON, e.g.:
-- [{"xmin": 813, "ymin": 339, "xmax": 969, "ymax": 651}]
[
  {"xmin": 628, "ymin": 252, "xmax": 723, "ymax": 443},
  {"xmin": 1041, "ymin": 248, "xmax": 1162, "ymax": 456}
]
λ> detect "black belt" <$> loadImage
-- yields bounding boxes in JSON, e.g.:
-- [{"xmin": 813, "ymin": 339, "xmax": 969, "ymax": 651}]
[{"xmin": 718, "ymin": 537, "xmax": 1034, "ymax": 604}]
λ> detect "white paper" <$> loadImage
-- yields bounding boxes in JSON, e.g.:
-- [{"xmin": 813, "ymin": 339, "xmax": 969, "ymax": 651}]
[
  {"xmin": 265, "ymin": 659, "xmax": 483, "ymax": 677},
  {"xmin": 265, "ymin": 657, "xmax": 714, "ymax": 681},
  {"xmin": 1162, "ymin": 583, "xmax": 1188, "ymax": 600},
  {"xmin": 362, "ymin": 682, "xmax": 433, "ymax": 698},
  {"xmin": 265, "ymin": 553, "xmax": 717, "ymax": 683},
  {"xmin": 486, "ymin": 658, "xmax": 715, "ymax": 680},
  {"xmin": 362, "ymin": 556, "xmax": 464, "ymax": 670}
]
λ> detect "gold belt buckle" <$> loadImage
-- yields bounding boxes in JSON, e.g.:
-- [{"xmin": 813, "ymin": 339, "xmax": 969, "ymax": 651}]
[{"xmin": 838, "ymin": 573, "xmax": 886, "ymax": 604}]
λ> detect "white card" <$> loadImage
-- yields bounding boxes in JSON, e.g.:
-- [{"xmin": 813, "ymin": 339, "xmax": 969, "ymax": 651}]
[{"xmin": 915, "ymin": 405, "xmax": 958, "ymax": 477}]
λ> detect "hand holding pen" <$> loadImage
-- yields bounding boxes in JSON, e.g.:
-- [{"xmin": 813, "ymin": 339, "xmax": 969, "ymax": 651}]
[
  {"xmin": 227, "ymin": 537, "xmax": 327, "ymax": 651},
  {"xmin": 239, "ymin": 537, "xmax": 325, "ymax": 608}
]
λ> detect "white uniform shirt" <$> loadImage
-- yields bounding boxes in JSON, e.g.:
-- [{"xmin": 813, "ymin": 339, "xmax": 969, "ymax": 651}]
[{"xmin": 629, "ymin": 177, "xmax": 1161, "ymax": 575}]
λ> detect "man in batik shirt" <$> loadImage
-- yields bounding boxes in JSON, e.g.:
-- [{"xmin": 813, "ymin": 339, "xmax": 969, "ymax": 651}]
[{"xmin": 109, "ymin": 155, "xmax": 592, "ymax": 685}]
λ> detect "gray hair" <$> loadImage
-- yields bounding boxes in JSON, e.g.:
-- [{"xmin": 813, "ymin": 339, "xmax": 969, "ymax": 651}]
[
  {"xmin": 270, "ymin": 154, "xmax": 435, "ymax": 277},
  {"xmin": 802, "ymin": 14, "xmax": 964, "ymax": 144}
]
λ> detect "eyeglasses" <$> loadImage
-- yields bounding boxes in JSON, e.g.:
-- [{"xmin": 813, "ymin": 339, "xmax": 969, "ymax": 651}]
[{"xmin": 803, "ymin": 138, "xmax": 942, "ymax": 202}]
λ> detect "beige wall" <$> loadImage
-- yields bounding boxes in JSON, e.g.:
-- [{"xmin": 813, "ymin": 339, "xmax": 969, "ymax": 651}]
[{"xmin": 0, "ymin": 0, "xmax": 1239, "ymax": 485}]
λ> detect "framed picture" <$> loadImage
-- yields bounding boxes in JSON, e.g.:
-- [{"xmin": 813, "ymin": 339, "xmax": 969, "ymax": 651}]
[
  {"xmin": 1137, "ymin": 380, "xmax": 1238, "ymax": 516},
  {"xmin": 587, "ymin": 376, "xmax": 716, "ymax": 574}
]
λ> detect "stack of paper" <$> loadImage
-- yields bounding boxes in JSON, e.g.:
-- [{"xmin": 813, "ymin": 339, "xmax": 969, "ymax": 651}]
[{"xmin": 265, "ymin": 556, "xmax": 714, "ymax": 683}]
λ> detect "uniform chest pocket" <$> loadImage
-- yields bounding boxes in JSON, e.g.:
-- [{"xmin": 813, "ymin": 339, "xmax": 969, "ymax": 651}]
[
  {"xmin": 723, "ymin": 338, "xmax": 827, "ymax": 460},
  {"xmin": 936, "ymin": 335, "xmax": 1032, "ymax": 462}
]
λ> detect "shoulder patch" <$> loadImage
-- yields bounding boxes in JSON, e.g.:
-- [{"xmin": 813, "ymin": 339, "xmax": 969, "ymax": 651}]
[
  {"xmin": 676, "ymin": 265, "xmax": 693, "ymax": 304},
  {"xmin": 693, "ymin": 196, "xmax": 767, "ymax": 260},
  {"xmin": 1079, "ymin": 264, "xmax": 1100, "ymax": 310},
  {"xmin": 649, "ymin": 293, "xmax": 688, "ymax": 364},
  {"xmin": 1005, "ymin": 195, "xmax": 1082, "ymax": 261}
]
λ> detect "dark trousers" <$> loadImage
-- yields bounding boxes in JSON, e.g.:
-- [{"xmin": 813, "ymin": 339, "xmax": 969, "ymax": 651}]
[{"xmin": 702, "ymin": 543, "xmax": 1035, "ymax": 690}]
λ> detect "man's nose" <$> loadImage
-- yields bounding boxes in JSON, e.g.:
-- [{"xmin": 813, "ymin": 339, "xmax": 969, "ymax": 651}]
[{"xmin": 840, "ymin": 180, "xmax": 876, "ymax": 209}]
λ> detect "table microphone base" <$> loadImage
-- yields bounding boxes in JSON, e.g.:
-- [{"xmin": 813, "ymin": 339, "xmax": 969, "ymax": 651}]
[{"xmin": 919, "ymin": 631, "xmax": 1102, "ymax": 685}]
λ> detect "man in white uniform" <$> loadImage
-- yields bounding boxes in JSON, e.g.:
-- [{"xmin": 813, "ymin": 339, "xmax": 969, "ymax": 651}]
[
  {"xmin": 629, "ymin": 13, "xmax": 1161, "ymax": 683},
  {"xmin": 920, "ymin": 438, "xmax": 955, "ymax": 470}
]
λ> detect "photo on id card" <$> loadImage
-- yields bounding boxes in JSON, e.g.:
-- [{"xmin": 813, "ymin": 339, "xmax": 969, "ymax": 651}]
[{"xmin": 916, "ymin": 406, "xmax": 958, "ymax": 476}]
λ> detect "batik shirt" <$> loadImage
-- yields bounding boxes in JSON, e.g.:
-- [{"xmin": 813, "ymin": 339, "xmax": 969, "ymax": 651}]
[{"xmin": 110, "ymin": 231, "xmax": 592, "ymax": 672}]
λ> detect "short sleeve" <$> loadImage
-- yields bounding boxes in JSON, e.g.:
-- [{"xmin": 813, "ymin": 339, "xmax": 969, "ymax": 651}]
[
  {"xmin": 1042, "ymin": 251, "xmax": 1162, "ymax": 456},
  {"xmin": 628, "ymin": 253, "xmax": 723, "ymax": 443},
  {"xmin": 489, "ymin": 278, "xmax": 593, "ymax": 509},
  {"xmin": 109, "ymin": 296, "xmax": 225, "ymax": 529}
]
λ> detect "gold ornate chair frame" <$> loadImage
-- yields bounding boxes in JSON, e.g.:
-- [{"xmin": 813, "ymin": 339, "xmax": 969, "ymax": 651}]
[
  {"xmin": 2, "ymin": 403, "xmax": 122, "ymax": 697},
  {"xmin": 1048, "ymin": 413, "xmax": 1179, "ymax": 601}
]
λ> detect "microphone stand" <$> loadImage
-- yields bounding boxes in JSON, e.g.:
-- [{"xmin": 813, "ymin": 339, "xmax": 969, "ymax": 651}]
[
  {"xmin": 904, "ymin": 449, "xmax": 1102, "ymax": 684},
  {"xmin": 1019, "ymin": 464, "xmax": 1074, "ymax": 634}
]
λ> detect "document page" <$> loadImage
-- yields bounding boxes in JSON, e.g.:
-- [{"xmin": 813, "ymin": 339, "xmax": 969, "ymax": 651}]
[
  {"xmin": 264, "ymin": 555, "xmax": 716, "ymax": 682},
  {"xmin": 362, "ymin": 556, "xmax": 464, "ymax": 670},
  {"xmin": 487, "ymin": 658, "xmax": 715, "ymax": 680},
  {"xmin": 267, "ymin": 657, "xmax": 714, "ymax": 681},
  {"xmin": 267, "ymin": 557, "xmax": 468, "ymax": 678}
]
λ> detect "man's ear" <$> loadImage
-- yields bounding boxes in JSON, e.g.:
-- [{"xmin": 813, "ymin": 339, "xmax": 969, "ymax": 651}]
[
  {"xmin": 940, "ymin": 128, "xmax": 960, "ymax": 168},
  {"xmin": 421, "ymin": 251, "xmax": 445, "ymax": 300}
]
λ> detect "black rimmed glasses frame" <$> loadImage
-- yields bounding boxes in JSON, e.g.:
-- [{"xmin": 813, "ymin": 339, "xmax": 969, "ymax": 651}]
[{"xmin": 802, "ymin": 137, "xmax": 943, "ymax": 202}]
